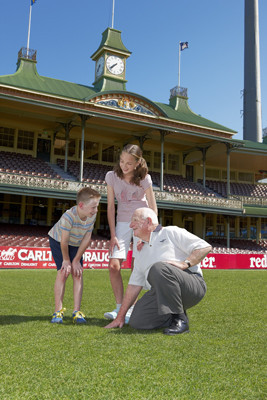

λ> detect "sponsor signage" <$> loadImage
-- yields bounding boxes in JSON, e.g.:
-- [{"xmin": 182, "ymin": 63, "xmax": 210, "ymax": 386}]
[
  {"xmin": 0, "ymin": 246, "xmax": 266, "ymax": 270},
  {"xmin": 201, "ymin": 253, "xmax": 266, "ymax": 269},
  {"xmin": 0, "ymin": 246, "xmax": 131, "ymax": 269}
]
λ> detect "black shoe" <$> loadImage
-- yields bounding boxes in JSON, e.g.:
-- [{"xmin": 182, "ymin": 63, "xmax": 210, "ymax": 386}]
[{"xmin": 163, "ymin": 316, "xmax": 189, "ymax": 336}]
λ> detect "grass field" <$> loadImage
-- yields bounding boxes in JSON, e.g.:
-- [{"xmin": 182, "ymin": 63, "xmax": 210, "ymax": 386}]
[{"xmin": 0, "ymin": 269, "xmax": 266, "ymax": 400}]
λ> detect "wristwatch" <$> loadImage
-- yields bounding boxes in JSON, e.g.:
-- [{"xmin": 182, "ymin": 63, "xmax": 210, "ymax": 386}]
[{"xmin": 184, "ymin": 259, "xmax": 191, "ymax": 268}]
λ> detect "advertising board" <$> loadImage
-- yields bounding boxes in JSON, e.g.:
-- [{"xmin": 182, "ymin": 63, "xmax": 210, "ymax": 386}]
[{"xmin": 0, "ymin": 247, "xmax": 266, "ymax": 270}]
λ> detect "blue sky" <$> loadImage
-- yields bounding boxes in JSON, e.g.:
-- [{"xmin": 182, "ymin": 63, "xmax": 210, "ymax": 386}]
[{"xmin": 0, "ymin": 0, "xmax": 266, "ymax": 141}]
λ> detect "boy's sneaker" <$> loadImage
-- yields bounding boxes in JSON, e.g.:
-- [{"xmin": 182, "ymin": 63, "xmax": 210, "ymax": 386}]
[
  {"xmin": 72, "ymin": 310, "xmax": 86, "ymax": 324},
  {"xmin": 51, "ymin": 308, "xmax": 66, "ymax": 324},
  {"xmin": 104, "ymin": 308, "xmax": 119, "ymax": 320}
]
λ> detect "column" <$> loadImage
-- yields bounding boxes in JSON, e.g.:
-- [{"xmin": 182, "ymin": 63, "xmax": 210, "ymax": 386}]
[
  {"xmin": 160, "ymin": 131, "xmax": 165, "ymax": 192},
  {"xmin": 79, "ymin": 115, "xmax": 87, "ymax": 183}
]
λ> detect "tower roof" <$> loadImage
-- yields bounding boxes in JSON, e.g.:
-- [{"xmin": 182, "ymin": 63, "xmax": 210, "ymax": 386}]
[{"xmin": 91, "ymin": 28, "xmax": 131, "ymax": 60}]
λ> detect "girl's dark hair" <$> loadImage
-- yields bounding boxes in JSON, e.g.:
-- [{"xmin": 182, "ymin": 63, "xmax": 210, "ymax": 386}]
[{"xmin": 114, "ymin": 144, "xmax": 148, "ymax": 186}]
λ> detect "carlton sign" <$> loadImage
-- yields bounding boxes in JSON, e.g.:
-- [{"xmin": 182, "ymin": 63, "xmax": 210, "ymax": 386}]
[
  {"xmin": 0, "ymin": 246, "xmax": 266, "ymax": 270},
  {"xmin": 0, "ymin": 246, "xmax": 131, "ymax": 269}
]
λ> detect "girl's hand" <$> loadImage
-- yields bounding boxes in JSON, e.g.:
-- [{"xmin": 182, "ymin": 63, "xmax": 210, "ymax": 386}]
[
  {"xmin": 109, "ymin": 236, "xmax": 120, "ymax": 255},
  {"xmin": 61, "ymin": 260, "xmax": 72, "ymax": 277}
]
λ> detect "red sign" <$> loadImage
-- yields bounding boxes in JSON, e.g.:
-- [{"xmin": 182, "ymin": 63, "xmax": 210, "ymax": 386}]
[
  {"xmin": 0, "ymin": 246, "xmax": 131, "ymax": 269},
  {"xmin": 201, "ymin": 253, "xmax": 266, "ymax": 269},
  {"xmin": 0, "ymin": 246, "xmax": 265, "ymax": 270}
]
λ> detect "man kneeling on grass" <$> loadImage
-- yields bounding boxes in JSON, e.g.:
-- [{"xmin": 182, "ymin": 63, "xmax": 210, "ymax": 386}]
[{"xmin": 105, "ymin": 207, "xmax": 212, "ymax": 335}]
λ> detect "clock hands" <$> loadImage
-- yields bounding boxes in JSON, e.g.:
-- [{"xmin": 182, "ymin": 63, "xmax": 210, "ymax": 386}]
[{"xmin": 106, "ymin": 56, "xmax": 124, "ymax": 75}]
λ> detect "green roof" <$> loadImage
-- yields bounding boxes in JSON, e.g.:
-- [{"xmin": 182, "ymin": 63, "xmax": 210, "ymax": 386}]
[
  {"xmin": 155, "ymin": 97, "xmax": 237, "ymax": 134},
  {"xmin": 237, "ymin": 140, "xmax": 267, "ymax": 151},
  {"xmin": 0, "ymin": 56, "xmax": 248, "ymax": 137},
  {"xmin": 0, "ymin": 58, "xmax": 97, "ymax": 100}
]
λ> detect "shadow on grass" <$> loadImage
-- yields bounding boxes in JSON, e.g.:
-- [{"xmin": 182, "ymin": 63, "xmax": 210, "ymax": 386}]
[
  {"xmin": 0, "ymin": 315, "xmax": 160, "ymax": 335},
  {"xmin": 105, "ymin": 326, "xmax": 161, "ymax": 335},
  {"xmin": 0, "ymin": 315, "xmax": 51, "ymax": 325},
  {"xmin": 0, "ymin": 315, "xmax": 109, "ymax": 327}
]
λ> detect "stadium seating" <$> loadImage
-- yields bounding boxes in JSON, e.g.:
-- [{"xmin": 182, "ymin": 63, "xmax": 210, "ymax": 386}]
[
  {"xmin": 199, "ymin": 179, "xmax": 267, "ymax": 198},
  {"xmin": 56, "ymin": 159, "xmax": 217, "ymax": 197},
  {"xmin": 0, "ymin": 151, "xmax": 62, "ymax": 179},
  {"xmin": 0, "ymin": 224, "xmax": 266, "ymax": 253},
  {"xmin": 0, "ymin": 224, "xmax": 109, "ymax": 249},
  {"xmin": 150, "ymin": 171, "xmax": 216, "ymax": 197},
  {"xmin": 208, "ymin": 238, "xmax": 267, "ymax": 254},
  {"xmin": 56, "ymin": 159, "xmax": 112, "ymax": 184}
]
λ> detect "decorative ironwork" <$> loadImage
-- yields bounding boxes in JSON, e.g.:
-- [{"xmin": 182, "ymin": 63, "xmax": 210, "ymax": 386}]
[
  {"xmin": 170, "ymin": 86, "xmax": 188, "ymax": 98},
  {"xmin": 18, "ymin": 47, "xmax": 37, "ymax": 61},
  {"xmin": 0, "ymin": 172, "xmax": 254, "ymax": 209}
]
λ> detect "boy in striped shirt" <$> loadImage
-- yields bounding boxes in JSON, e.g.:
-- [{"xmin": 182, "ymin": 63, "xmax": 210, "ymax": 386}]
[{"xmin": 48, "ymin": 187, "xmax": 101, "ymax": 324}]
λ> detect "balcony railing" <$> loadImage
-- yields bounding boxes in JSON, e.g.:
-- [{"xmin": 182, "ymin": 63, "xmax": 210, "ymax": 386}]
[
  {"xmin": 0, "ymin": 172, "xmax": 248, "ymax": 210},
  {"xmin": 18, "ymin": 47, "xmax": 37, "ymax": 61},
  {"xmin": 170, "ymin": 86, "xmax": 188, "ymax": 98}
]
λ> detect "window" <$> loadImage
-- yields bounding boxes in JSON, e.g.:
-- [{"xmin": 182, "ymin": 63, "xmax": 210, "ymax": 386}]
[
  {"xmin": 17, "ymin": 130, "xmax": 34, "ymax": 150},
  {"xmin": 238, "ymin": 172, "xmax": 253, "ymax": 182},
  {"xmin": 229, "ymin": 216, "xmax": 235, "ymax": 238},
  {"xmin": 168, "ymin": 154, "xmax": 179, "ymax": 171},
  {"xmin": 216, "ymin": 215, "xmax": 225, "ymax": 237},
  {"xmin": 102, "ymin": 145, "xmax": 120, "ymax": 163},
  {"xmin": 154, "ymin": 152, "xmax": 165, "ymax": 169},
  {"xmin": 0, "ymin": 127, "xmax": 15, "ymax": 148},
  {"xmin": 206, "ymin": 169, "xmax": 220, "ymax": 179},
  {"xmin": 82, "ymin": 141, "xmax": 99, "ymax": 161},
  {"xmin": 163, "ymin": 209, "xmax": 173, "ymax": 226},
  {"xmin": 143, "ymin": 150, "xmax": 151, "ymax": 168},
  {"xmin": 261, "ymin": 219, "xmax": 267, "ymax": 239},
  {"xmin": 25, "ymin": 197, "xmax": 49, "ymax": 226},
  {"xmin": 54, "ymin": 139, "xmax": 75, "ymax": 156},
  {"xmin": 239, "ymin": 217, "xmax": 248, "ymax": 238},
  {"xmin": 222, "ymin": 170, "xmax": 236, "ymax": 180},
  {"xmin": 250, "ymin": 217, "xmax": 257, "ymax": 239},
  {"xmin": 206, "ymin": 214, "xmax": 214, "ymax": 237}
]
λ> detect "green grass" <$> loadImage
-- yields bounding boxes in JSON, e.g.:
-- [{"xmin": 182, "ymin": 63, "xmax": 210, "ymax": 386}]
[{"xmin": 0, "ymin": 269, "xmax": 266, "ymax": 400}]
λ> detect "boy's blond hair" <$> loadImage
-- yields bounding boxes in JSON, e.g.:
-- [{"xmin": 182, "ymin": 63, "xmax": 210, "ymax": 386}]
[{"xmin": 77, "ymin": 186, "xmax": 101, "ymax": 204}]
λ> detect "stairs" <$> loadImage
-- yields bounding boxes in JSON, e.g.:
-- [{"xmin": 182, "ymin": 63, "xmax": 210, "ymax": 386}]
[{"xmin": 46, "ymin": 163, "xmax": 77, "ymax": 181}]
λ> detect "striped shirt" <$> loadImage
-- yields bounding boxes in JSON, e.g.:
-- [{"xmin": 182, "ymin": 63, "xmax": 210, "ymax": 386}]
[{"xmin": 48, "ymin": 206, "xmax": 96, "ymax": 247}]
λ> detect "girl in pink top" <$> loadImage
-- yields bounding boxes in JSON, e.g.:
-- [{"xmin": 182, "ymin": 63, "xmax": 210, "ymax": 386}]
[{"xmin": 104, "ymin": 144, "xmax": 157, "ymax": 322}]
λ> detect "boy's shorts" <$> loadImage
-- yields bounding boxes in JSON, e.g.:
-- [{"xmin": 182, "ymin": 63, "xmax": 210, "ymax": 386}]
[
  {"xmin": 110, "ymin": 222, "xmax": 138, "ymax": 261},
  {"xmin": 49, "ymin": 236, "xmax": 83, "ymax": 271}
]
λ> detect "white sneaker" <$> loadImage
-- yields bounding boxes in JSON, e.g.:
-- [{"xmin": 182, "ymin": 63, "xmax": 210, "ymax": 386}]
[{"xmin": 104, "ymin": 309, "xmax": 119, "ymax": 320}]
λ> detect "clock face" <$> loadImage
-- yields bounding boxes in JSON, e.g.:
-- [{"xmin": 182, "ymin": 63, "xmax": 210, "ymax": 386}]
[
  {"xmin": 95, "ymin": 56, "xmax": 104, "ymax": 77},
  {"xmin": 106, "ymin": 55, "xmax": 124, "ymax": 75}
]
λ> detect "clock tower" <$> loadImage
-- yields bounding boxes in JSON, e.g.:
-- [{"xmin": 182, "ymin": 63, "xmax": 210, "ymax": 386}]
[{"xmin": 91, "ymin": 27, "xmax": 131, "ymax": 91}]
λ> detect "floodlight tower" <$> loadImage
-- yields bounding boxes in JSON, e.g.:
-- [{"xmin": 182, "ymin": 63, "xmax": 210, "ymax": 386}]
[{"xmin": 243, "ymin": 0, "xmax": 262, "ymax": 142}]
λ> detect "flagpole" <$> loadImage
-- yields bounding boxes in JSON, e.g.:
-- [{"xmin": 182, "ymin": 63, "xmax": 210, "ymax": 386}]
[
  {"xmin": 111, "ymin": 0, "xmax": 115, "ymax": 28},
  {"xmin": 178, "ymin": 41, "xmax": 181, "ymax": 87},
  {"xmin": 26, "ymin": 0, "xmax": 32, "ymax": 57}
]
